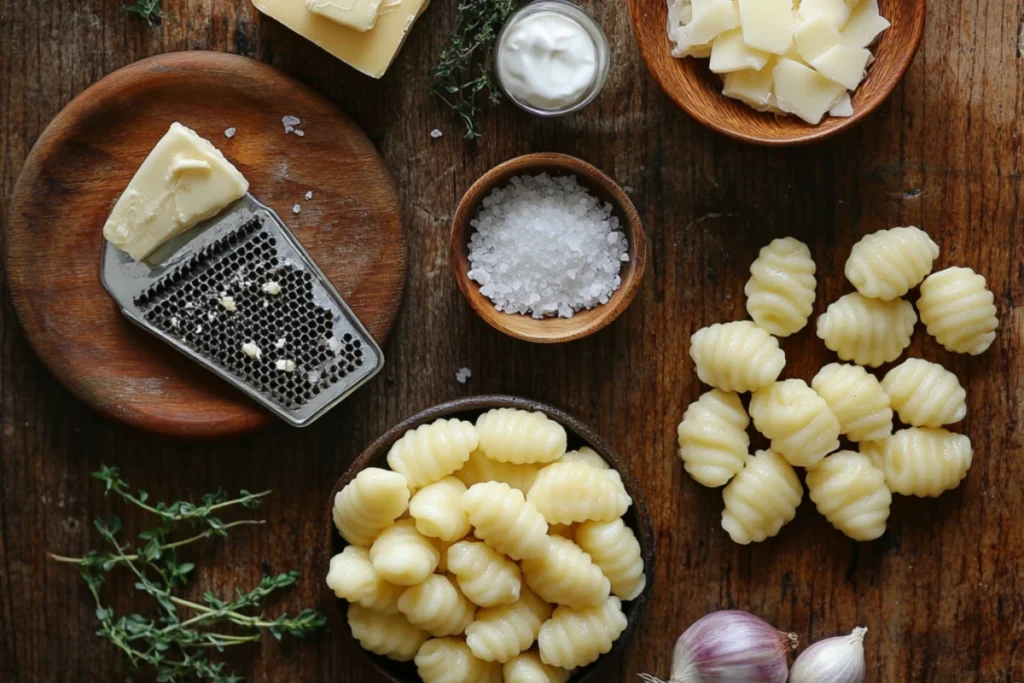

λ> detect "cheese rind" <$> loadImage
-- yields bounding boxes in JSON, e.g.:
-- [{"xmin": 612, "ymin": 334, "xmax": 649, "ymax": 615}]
[
  {"xmin": 737, "ymin": 0, "xmax": 793, "ymax": 55},
  {"xmin": 710, "ymin": 29, "xmax": 771, "ymax": 73},
  {"xmin": 306, "ymin": 0, "xmax": 383, "ymax": 33},
  {"xmin": 772, "ymin": 58, "xmax": 845, "ymax": 124},
  {"xmin": 103, "ymin": 122, "xmax": 249, "ymax": 262},
  {"xmin": 253, "ymin": 0, "xmax": 430, "ymax": 79}
]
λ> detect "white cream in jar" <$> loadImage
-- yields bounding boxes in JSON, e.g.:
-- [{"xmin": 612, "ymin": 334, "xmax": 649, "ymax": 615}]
[{"xmin": 497, "ymin": 10, "xmax": 599, "ymax": 112}]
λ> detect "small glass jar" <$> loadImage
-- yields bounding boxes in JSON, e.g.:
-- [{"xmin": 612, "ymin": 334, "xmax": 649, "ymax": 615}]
[{"xmin": 495, "ymin": 0, "xmax": 611, "ymax": 117}]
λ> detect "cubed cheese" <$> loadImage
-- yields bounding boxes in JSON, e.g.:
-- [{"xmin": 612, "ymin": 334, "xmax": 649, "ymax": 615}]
[
  {"xmin": 841, "ymin": 0, "xmax": 890, "ymax": 48},
  {"xmin": 710, "ymin": 29, "xmax": 771, "ymax": 73},
  {"xmin": 103, "ymin": 123, "xmax": 249, "ymax": 261},
  {"xmin": 811, "ymin": 43, "xmax": 871, "ymax": 89},
  {"xmin": 830, "ymin": 92, "xmax": 854, "ymax": 117},
  {"xmin": 687, "ymin": 0, "xmax": 741, "ymax": 45},
  {"xmin": 306, "ymin": 0, "xmax": 384, "ymax": 33},
  {"xmin": 794, "ymin": 15, "xmax": 842, "ymax": 63},
  {"xmin": 738, "ymin": 0, "xmax": 793, "ymax": 55},
  {"xmin": 722, "ymin": 63, "xmax": 776, "ymax": 111},
  {"xmin": 798, "ymin": 0, "xmax": 852, "ymax": 28},
  {"xmin": 772, "ymin": 58, "xmax": 845, "ymax": 124}
]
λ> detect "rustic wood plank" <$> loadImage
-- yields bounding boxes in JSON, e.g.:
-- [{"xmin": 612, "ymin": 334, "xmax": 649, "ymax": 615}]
[{"xmin": 1, "ymin": 0, "xmax": 1022, "ymax": 681}]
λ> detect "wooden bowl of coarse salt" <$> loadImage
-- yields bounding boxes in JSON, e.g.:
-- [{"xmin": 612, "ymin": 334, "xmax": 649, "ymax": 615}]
[{"xmin": 450, "ymin": 153, "xmax": 647, "ymax": 344}]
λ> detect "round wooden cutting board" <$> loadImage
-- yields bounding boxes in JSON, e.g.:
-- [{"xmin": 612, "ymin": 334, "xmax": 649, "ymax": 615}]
[{"xmin": 5, "ymin": 52, "xmax": 406, "ymax": 438}]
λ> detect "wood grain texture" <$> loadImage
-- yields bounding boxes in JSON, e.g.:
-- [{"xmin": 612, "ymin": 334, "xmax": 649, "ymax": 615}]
[
  {"xmin": 323, "ymin": 395, "xmax": 654, "ymax": 683},
  {"xmin": 0, "ymin": 0, "xmax": 1022, "ymax": 682},
  {"xmin": 451, "ymin": 153, "xmax": 647, "ymax": 343},
  {"xmin": 630, "ymin": 0, "xmax": 926, "ymax": 145},
  {"xmin": 5, "ymin": 51, "xmax": 405, "ymax": 438}
]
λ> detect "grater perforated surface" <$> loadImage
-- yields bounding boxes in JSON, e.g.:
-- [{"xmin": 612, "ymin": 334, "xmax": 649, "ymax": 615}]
[{"xmin": 101, "ymin": 195, "xmax": 383, "ymax": 427}]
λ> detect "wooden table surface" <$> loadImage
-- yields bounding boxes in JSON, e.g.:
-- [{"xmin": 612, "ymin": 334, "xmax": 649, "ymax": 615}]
[{"xmin": 1, "ymin": 1, "xmax": 1021, "ymax": 682}]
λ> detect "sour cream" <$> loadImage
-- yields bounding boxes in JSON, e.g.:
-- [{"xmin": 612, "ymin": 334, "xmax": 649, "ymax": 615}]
[{"xmin": 497, "ymin": 10, "xmax": 600, "ymax": 112}]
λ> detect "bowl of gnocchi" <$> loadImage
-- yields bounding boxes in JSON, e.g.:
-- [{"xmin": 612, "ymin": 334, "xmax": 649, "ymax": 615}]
[{"xmin": 322, "ymin": 396, "xmax": 655, "ymax": 683}]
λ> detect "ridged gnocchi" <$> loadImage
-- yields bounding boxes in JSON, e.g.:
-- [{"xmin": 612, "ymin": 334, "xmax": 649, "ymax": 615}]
[
  {"xmin": 369, "ymin": 518, "xmax": 440, "ymax": 586},
  {"xmin": 817, "ymin": 292, "xmax": 917, "ymax": 367},
  {"xmin": 749, "ymin": 379, "xmax": 841, "ymax": 468},
  {"xmin": 325, "ymin": 545, "xmax": 403, "ymax": 614},
  {"xmin": 465, "ymin": 586, "xmax": 552, "ymax": 663},
  {"xmin": 721, "ymin": 450, "xmax": 803, "ymax": 545},
  {"xmin": 882, "ymin": 358, "xmax": 967, "ymax": 427},
  {"xmin": 676, "ymin": 388, "xmax": 751, "ymax": 487},
  {"xmin": 347, "ymin": 603, "xmax": 428, "ymax": 662},
  {"xmin": 447, "ymin": 540, "xmax": 523, "ymax": 608},
  {"xmin": 527, "ymin": 461, "xmax": 632, "ymax": 524},
  {"xmin": 811, "ymin": 363, "xmax": 893, "ymax": 442},
  {"xmin": 689, "ymin": 321, "xmax": 786, "ymax": 392},
  {"xmin": 455, "ymin": 450, "xmax": 540, "ymax": 494},
  {"xmin": 538, "ymin": 596, "xmax": 628, "ymax": 670},
  {"xmin": 917, "ymin": 266, "xmax": 998, "ymax": 355},
  {"xmin": 575, "ymin": 518, "xmax": 647, "ymax": 601},
  {"xmin": 409, "ymin": 476, "xmax": 472, "ymax": 541},
  {"xmin": 415, "ymin": 637, "xmax": 503, "ymax": 683},
  {"xmin": 806, "ymin": 451, "xmax": 892, "ymax": 541},
  {"xmin": 744, "ymin": 237, "xmax": 817, "ymax": 336},
  {"xmin": 476, "ymin": 408, "xmax": 567, "ymax": 464},
  {"xmin": 463, "ymin": 482, "xmax": 551, "ymax": 560},
  {"xmin": 521, "ymin": 536, "xmax": 610, "ymax": 609},
  {"xmin": 387, "ymin": 418, "xmax": 478, "ymax": 490},
  {"xmin": 398, "ymin": 574, "xmax": 476, "ymax": 637},
  {"xmin": 503, "ymin": 650, "xmax": 572, "ymax": 683},
  {"xmin": 845, "ymin": 226, "xmax": 939, "ymax": 300},
  {"xmin": 557, "ymin": 446, "xmax": 609, "ymax": 470},
  {"xmin": 332, "ymin": 467, "xmax": 410, "ymax": 547},
  {"xmin": 863, "ymin": 427, "xmax": 973, "ymax": 497}
]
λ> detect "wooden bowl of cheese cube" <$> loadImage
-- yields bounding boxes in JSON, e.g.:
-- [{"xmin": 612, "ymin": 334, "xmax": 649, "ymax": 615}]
[
  {"xmin": 321, "ymin": 395, "xmax": 655, "ymax": 683},
  {"xmin": 628, "ymin": 0, "xmax": 925, "ymax": 145}
]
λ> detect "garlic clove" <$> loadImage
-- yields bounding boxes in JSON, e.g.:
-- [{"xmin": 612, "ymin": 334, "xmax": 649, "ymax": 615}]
[{"xmin": 789, "ymin": 626, "xmax": 868, "ymax": 683}]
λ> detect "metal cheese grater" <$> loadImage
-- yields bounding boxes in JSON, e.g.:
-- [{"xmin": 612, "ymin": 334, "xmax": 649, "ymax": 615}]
[{"xmin": 100, "ymin": 194, "xmax": 384, "ymax": 427}]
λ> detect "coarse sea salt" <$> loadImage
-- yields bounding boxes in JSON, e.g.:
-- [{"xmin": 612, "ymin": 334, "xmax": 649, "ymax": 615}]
[{"xmin": 466, "ymin": 173, "xmax": 629, "ymax": 319}]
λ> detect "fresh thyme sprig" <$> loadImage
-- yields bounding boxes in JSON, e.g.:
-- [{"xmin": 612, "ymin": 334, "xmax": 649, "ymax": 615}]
[
  {"xmin": 49, "ymin": 465, "xmax": 327, "ymax": 683},
  {"xmin": 431, "ymin": 0, "xmax": 519, "ymax": 139},
  {"xmin": 125, "ymin": 0, "xmax": 162, "ymax": 26}
]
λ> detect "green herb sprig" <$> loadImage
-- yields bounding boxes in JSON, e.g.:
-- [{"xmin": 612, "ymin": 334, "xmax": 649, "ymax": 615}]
[
  {"xmin": 49, "ymin": 465, "xmax": 327, "ymax": 683},
  {"xmin": 125, "ymin": 0, "xmax": 162, "ymax": 26},
  {"xmin": 431, "ymin": 0, "xmax": 519, "ymax": 139}
]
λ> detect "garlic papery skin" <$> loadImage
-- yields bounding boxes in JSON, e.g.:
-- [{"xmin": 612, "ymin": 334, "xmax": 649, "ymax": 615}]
[
  {"xmin": 639, "ymin": 610, "xmax": 797, "ymax": 683},
  {"xmin": 788, "ymin": 626, "xmax": 868, "ymax": 683}
]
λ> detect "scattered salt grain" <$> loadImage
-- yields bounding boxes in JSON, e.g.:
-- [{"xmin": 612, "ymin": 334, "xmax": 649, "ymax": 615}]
[
  {"xmin": 242, "ymin": 342, "xmax": 262, "ymax": 359},
  {"xmin": 455, "ymin": 367, "xmax": 472, "ymax": 384},
  {"xmin": 292, "ymin": 204, "xmax": 301, "ymax": 215},
  {"xmin": 224, "ymin": 127, "xmax": 236, "ymax": 138},
  {"xmin": 466, "ymin": 173, "xmax": 629, "ymax": 319},
  {"xmin": 262, "ymin": 281, "xmax": 282, "ymax": 295},
  {"xmin": 219, "ymin": 296, "xmax": 236, "ymax": 312},
  {"xmin": 430, "ymin": 129, "xmax": 443, "ymax": 139},
  {"xmin": 294, "ymin": 129, "xmax": 305, "ymax": 137},
  {"xmin": 282, "ymin": 115, "xmax": 301, "ymax": 134},
  {"xmin": 276, "ymin": 359, "xmax": 296, "ymax": 372},
  {"xmin": 305, "ymin": 190, "xmax": 313, "ymax": 200}
]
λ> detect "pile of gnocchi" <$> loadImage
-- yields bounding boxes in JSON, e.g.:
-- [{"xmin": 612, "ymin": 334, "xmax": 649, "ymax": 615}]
[
  {"xmin": 677, "ymin": 227, "xmax": 998, "ymax": 544},
  {"xmin": 327, "ymin": 407, "xmax": 647, "ymax": 683}
]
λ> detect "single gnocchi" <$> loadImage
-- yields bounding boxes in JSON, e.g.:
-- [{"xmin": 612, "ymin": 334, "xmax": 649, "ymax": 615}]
[
  {"xmin": 455, "ymin": 450, "xmax": 540, "ymax": 494},
  {"xmin": 409, "ymin": 476, "xmax": 472, "ymax": 542},
  {"xmin": 503, "ymin": 650, "xmax": 572, "ymax": 683},
  {"xmin": 845, "ymin": 226, "xmax": 939, "ymax": 300},
  {"xmin": 677, "ymin": 388, "xmax": 751, "ymax": 487},
  {"xmin": 863, "ymin": 427, "xmax": 973, "ymax": 497},
  {"xmin": 415, "ymin": 637, "xmax": 503, "ymax": 683},
  {"xmin": 347, "ymin": 603, "xmax": 428, "ymax": 662},
  {"xmin": 557, "ymin": 446, "xmax": 609, "ymax": 470},
  {"xmin": 744, "ymin": 237, "xmax": 817, "ymax": 336},
  {"xmin": 527, "ymin": 461, "xmax": 632, "ymax": 524},
  {"xmin": 521, "ymin": 535, "xmax": 611, "ymax": 609},
  {"xmin": 332, "ymin": 467, "xmax": 410, "ymax": 547},
  {"xmin": 689, "ymin": 321, "xmax": 786, "ymax": 392},
  {"xmin": 325, "ymin": 545, "xmax": 403, "ymax": 614},
  {"xmin": 882, "ymin": 358, "xmax": 967, "ymax": 427},
  {"xmin": 806, "ymin": 451, "xmax": 892, "ymax": 541},
  {"xmin": 475, "ymin": 408, "xmax": 567, "ymax": 464},
  {"xmin": 538, "ymin": 596, "xmax": 628, "ymax": 670},
  {"xmin": 749, "ymin": 379, "xmax": 841, "ymax": 468},
  {"xmin": 447, "ymin": 540, "xmax": 523, "ymax": 608},
  {"xmin": 817, "ymin": 292, "xmax": 917, "ymax": 367},
  {"xmin": 721, "ymin": 450, "xmax": 803, "ymax": 545},
  {"xmin": 465, "ymin": 586, "xmax": 553, "ymax": 663},
  {"xmin": 575, "ymin": 518, "xmax": 647, "ymax": 601},
  {"xmin": 397, "ymin": 574, "xmax": 476, "ymax": 637},
  {"xmin": 369, "ymin": 518, "xmax": 440, "ymax": 586},
  {"xmin": 387, "ymin": 418, "xmax": 478, "ymax": 490},
  {"xmin": 811, "ymin": 363, "xmax": 893, "ymax": 442},
  {"xmin": 463, "ymin": 481, "xmax": 551, "ymax": 560},
  {"xmin": 917, "ymin": 266, "xmax": 998, "ymax": 355}
]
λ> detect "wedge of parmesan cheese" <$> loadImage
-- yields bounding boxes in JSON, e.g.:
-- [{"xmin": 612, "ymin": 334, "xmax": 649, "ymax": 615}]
[
  {"xmin": 737, "ymin": 0, "xmax": 793, "ymax": 54},
  {"xmin": 710, "ymin": 29, "xmax": 772, "ymax": 73}
]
